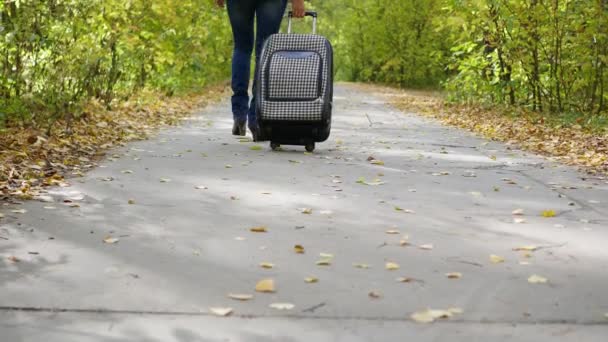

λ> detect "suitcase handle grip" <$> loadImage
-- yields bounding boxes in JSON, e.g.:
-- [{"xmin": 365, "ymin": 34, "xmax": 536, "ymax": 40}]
[{"xmin": 287, "ymin": 11, "xmax": 317, "ymax": 34}]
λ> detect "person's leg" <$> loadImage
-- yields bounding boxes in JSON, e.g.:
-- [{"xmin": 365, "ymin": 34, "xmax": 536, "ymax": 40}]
[
  {"xmin": 227, "ymin": 0, "xmax": 256, "ymax": 135},
  {"xmin": 248, "ymin": 0, "xmax": 288, "ymax": 134}
]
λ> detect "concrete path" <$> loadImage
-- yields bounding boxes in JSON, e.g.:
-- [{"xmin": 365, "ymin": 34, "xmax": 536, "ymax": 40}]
[{"xmin": 1, "ymin": 84, "xmax": 607, "ymax": 341}]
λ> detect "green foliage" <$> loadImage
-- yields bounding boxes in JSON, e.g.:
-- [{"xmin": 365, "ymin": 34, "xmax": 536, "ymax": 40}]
[
  {"xmin": 315, "ymin": 0, "xmax": 607, "ymax": 118},
  {"xmin": 0, "ymin": 0, "xmax": 231, "ymax": 130}
]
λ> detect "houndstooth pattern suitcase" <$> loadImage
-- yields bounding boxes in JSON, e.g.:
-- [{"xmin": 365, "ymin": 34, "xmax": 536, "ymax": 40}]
[{"xmin": 255, "ymin": 11, "xmax": 333, "ymax": 151}]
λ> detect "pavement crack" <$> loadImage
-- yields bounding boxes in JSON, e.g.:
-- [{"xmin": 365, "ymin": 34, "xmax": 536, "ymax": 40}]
[{"xmin": 1, "ymin": 306, "xmax": 607, "ymax": 326}]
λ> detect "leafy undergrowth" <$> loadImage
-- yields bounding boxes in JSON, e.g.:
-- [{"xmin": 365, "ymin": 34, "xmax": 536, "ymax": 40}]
[
  {"xmin": 0, "ymin": 84, "xmax": 228, "ymax": 202},
  {"xmin": 358, "ymin": 84, "xmax": 608, "ymax": 176}
]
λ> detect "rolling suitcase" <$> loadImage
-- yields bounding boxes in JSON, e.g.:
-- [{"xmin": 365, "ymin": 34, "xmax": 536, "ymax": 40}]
[{"xmin": 254, "ymin": 11, "xmax": 333, "ymax": 152}]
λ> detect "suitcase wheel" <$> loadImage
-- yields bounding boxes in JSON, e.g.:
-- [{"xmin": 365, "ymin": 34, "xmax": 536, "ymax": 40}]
[
  {"xmin": 270, "ymin": 142, "xmax": 281, "ymax": 151},
  {"xmin": 305, "ymin": 142, "xmax": 315, "ymax": 153}
]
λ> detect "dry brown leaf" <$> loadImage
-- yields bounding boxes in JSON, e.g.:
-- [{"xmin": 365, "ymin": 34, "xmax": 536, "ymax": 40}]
[
  {"xmin": 294, "ymin": 245, "xmax": 305, "ymax": 254},
  {"xmin": 260, "ymin": 262, "xmax": 274, "ymax": 269},
  {"xmin": 368, "ymin": 291, "xmax": 382, "ymax": 299},
  {"xmin": 228, "ymin": 293, "xmax": 253, "ymax": 301},
  {"xmin": 103, "ymin": 236, "xmax": 119, "ymax": 244},
  {"xmin": 250, "ymin": 226, "xmax": 268, "ymax": 233},
  {"xmin": 446, "ymin": 272, "xmax": 462, "ymax": 279},
  {"xmin": 7, "ymin": 256, "xmax": 20, "ymax": 263},
  {"xmin": 513, "ymin": 245, "xmax": 538, "ymax": 252},
  {"xmin": 304, "ymin": 277, "xmax": 318, "ymax": 283},
  {"xmin": 209, "ymin": 307, "xmax": 233, "ymax": 317},
  {"xmin": 528, "ymin": 274, "xmax": 548, "ymax": 284},
  {"xmin": 490, "ymin": 255, "xmax": 505, "ymax": 264},
  {"xmin": 385, "ymin": 262, "xmax": 400, "ymax": 270},
  {"xmin": 255, "ymin": 279, "xmax": 275, "ymax": 293},
  {"xmin": 269, "ymin": 303, "xmax": 295, "ymax": 310}
]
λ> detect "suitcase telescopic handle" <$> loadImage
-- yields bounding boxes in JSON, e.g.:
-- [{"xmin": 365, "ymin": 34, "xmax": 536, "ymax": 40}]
[{"xmin": 287, "ymin": 11, "xmax": 318, "ymax": 34}]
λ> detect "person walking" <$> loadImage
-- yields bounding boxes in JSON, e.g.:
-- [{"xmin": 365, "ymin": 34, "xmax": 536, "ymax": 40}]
[{"xmin": 215, "ymin": 0, "xmax": 306, "ymax": 138}]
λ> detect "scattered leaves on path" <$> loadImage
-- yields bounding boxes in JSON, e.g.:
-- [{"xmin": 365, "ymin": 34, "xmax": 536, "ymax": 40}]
[
  {"xmin": 209, "ymin": 307, "xmax": 233, "ymax": 317},
  {"xmin": 228, "ymin": 293, "xmax": 253, "ymax": 301},
  {"xmin": 255, "ymin": 279, "xmax": 275, "ymax": 293},
  {"xmin": 528, "ymin": 275, "xmax": 548, "ymax": 284},
  {"xmin": 250, "ymin": 226, "xmax": 268, "ymax": 233},
  {"xmin": 269, "ymin": 303, "xmax": 295, "ymax": 310}
]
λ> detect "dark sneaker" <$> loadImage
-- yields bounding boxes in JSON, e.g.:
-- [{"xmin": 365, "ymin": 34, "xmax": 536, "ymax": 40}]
[{"xmin": 232, "ymin": 118, "xmax": 246, "ymax": 136}]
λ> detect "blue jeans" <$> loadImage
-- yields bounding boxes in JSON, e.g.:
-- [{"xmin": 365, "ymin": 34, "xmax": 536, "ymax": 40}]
[{"xmin": 227, "ymin": 0, "xmax": 287, "ymax": 126}]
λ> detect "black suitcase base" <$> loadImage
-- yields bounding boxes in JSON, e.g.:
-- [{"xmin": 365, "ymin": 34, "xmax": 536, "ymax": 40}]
[{"xmin": 257, "ymin": 121, "xmax": 331, "ymax": 152}]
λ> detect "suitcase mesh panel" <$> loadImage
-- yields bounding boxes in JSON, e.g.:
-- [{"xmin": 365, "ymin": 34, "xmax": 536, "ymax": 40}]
[
  {"xmin": 260, "ymin": 34, "xmax": 331, "ymax": 121},
  {"xmin": 268, "ymin": 52, "xmax": 321, "ymax": 100}
]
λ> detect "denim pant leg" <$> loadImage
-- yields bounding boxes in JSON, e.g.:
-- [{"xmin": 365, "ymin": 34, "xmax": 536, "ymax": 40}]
[
  {"xmin": 227, "ymin": 0, "xmax": 255, "ymax": 121},
  {"xmin": 248, "ymin": 0, "xmax": 288, "ymax": 126}
]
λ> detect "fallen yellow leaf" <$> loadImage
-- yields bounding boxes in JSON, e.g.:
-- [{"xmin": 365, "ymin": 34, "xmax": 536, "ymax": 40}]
[
  {"xmin": 316, "ymin": 258, "xmax": 332, "ymax": 266},
  {"xmin": 396, "ymin": 277, "xmax": 415, "ymax": 283},
  {"xmin": 250, "ymin": 226, "xmax": 268, "ymax": 233},
  {"xmin": 542, "ymin": 210, "xmax": 556, "ymax": 218},
  {"xmin": 353, "ymin": 263, "xmax": 371, "ymax": 269},
  {"xmin": 304, "ymin": 277, "xmax": 318, "ymax": 283},
  {"xmin": 411, "ymin": 308, "xmax": 462, "ymax": 323},
  {"xmin": 513, "ymin": 245, "xmax": 538, "ymax": 252},
  {"xmin": 260, "ymin": 262, "xmax": 274, "ymax": 269},
  {"xmin": 512, "ymin": 208, "xmax": 525, "ymax": 215},
  {"xmin": 385, "ymin": 262, "xmax": 400, "ymax": 270},
  {"xmin": 227, "ymin": 293, "xmax": 253, "ymax": 301},
  {"xmin": 371, "ymin": 160, "xmax": 385, "ymax": 166},
  {"xmin": 11, "ymin": 209, "xmax": 27, "ymax": 214},
  {"xmin": 159, "ymin": 178, "xmax": 171, "ymax": 183},
  {"xmin": 255, "ymin": 279, "xmax": 275, "ymax": 293},
  {"xmin": 385, "ymin": 229, "xmax": 400, "ymax": 234},
  {"xmin": 294, "ymin": 245, "xmax": 305, "ymax": 254},
  {"xmin": 419, "ymin": 244, "xmax": 434, "ymax": 250},
  {"xmin": 250, "ymin": 145, "xmax": 263, "ymax": 151},
  {"xmin": 209, "ymin": 307, "xmax": 233, "ymax": 317},
  {"xmin": 490, "ymin": 255, "xmax": 505, "ymax": 264},
  {"xmin": 301, "ymin": 208, "xmax": 313, "ymax": 214},
  {"xmin": 528, "ymin": 274, "xmax": 548, "ymax": 284}
]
